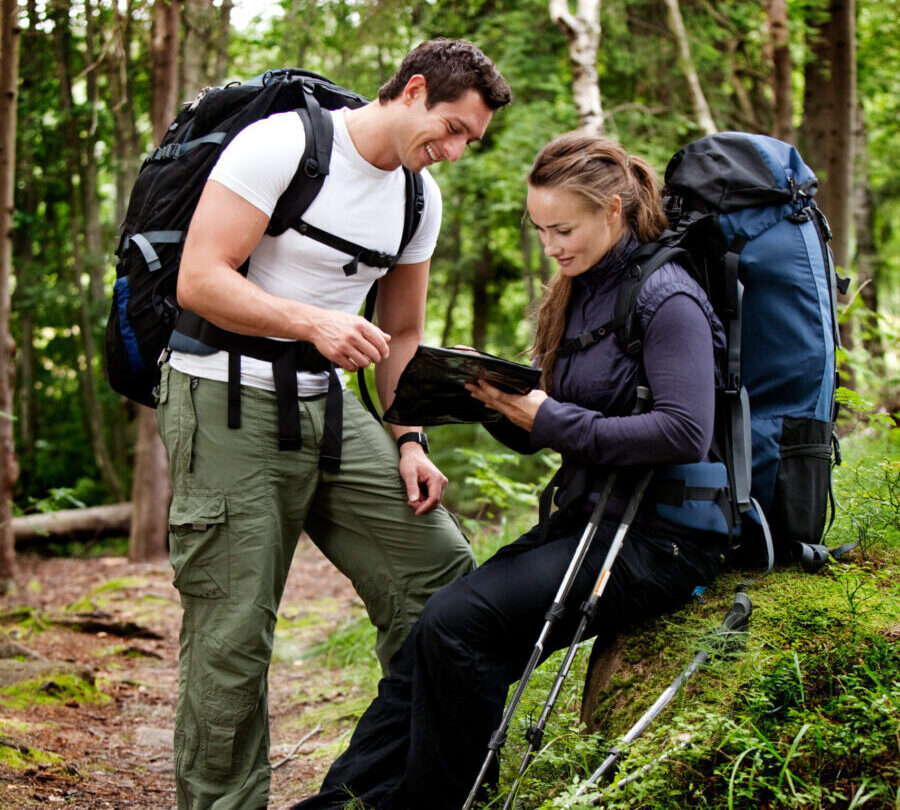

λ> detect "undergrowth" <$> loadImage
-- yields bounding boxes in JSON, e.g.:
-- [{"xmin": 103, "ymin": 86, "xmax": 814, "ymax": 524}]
[{"xmin": 303, "ymin": 429, "xmax": 900, "ymax": 809}]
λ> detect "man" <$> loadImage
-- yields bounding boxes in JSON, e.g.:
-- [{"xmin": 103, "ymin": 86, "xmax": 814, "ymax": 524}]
[{"xmin": 156, "ymin": 38, "xmax": 510, "ymax": 810}]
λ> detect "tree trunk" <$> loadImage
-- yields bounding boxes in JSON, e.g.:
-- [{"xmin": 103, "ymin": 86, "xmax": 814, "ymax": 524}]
[
  {"xmin": 0, "ymin": 0, "xmax": 21, "ymax": 589},
  {"xmin": 81, "ymin": 0, "xmax": 105, "ymax": 307},
  {"xmin": 767, "ymin": 0, "xmax": 794, "ymax": 143},
  {"xmin": 128, "ymin": 0, "xmax": 182, "ymax": 562},
  {"xmin": 661, "ymin": 0, "xmax": 717, "ymax": 135},
  {"xmin": 107, "ymin": 0, "xmax": 142, "ymax": 226},
  {"xmin": 826, "ymin": 0, "xmax": 855, "ymax": 276},
  {"xmin": 802, "ymin": 0, "xmax": 856, "ymax": 384},
  {"xmin": 181, "ymin": 0, "xmax": 215, "ymax": 99},
  {"xmin": 129, "ymin": 408, "xmax": 171, "ymax": 561},
  {"xmin": 549, "ymin": 0, "xmax": 603, "ymax": 135},
  {"xmin": 580, "ymin": 634, "xmax": 625, "ymax": 730},
  {"xmin": 725, "ymin": 40, "xmax": 759, "ymax": 132},
  {"xmin": 214, "ymin": 0, "xmax": 231, "ymax": 84},
  {"xmin": 50, "ymin": 0, "xmax": 125, "ymax": 501},
  {"xmin": 13, "ymin": 502, "xmax": 132, "ymax": 547},
  {"xmin": 852, "ymin": 104, "xmax": 882, "ymax": 364},
  {"xmin": 151, "ymin": 0, "xmax": 182, "ymax": 137},
  {"xmin": 471, "ymin": 232, "xmax": 492, "ymax": 351}
]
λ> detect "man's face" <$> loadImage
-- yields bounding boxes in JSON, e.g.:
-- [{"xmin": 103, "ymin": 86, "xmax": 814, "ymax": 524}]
[{"xmin": 397, "ymin": 78, "xmax": 494, "ymax": 172}]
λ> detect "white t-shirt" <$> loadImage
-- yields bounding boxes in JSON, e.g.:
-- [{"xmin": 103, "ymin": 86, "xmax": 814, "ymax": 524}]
[{"xmin": 170, "ymin": 109, "xmax": 442, "ymax": 394}]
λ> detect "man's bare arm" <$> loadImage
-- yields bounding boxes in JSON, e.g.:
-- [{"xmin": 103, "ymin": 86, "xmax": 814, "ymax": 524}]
[
  {"xmin": 374, "ymin": 259, "xmax": 447, "ymax": 513},
  {"xmin": 177, "ymin": 180, "xmax": 391, "ymax": 371}
]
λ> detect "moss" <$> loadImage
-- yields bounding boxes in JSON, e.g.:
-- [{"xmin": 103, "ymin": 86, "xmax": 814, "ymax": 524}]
[
  {"xmin": 0, "ymin": 672, "xmax": 109, "ymax": 710},
  {"xmin": 0, "ymin": 717, "xmax": 55, "ymax": 736},
  {"xmin": 0, "ymin": 739, "xmax": 64, "ymax": 771}
]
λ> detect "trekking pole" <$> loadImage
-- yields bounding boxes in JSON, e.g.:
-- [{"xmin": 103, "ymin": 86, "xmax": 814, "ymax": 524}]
[
  {"xmin": 565, "ymin": 590, "xmax": 752, "ymax": 807},
  {"xmin": 500, "ymin": 463, "xmax": 656, "ymax": 810},
  {"xmin": 461, "ymin": 386, "xmax": 652, "ymax": 810}
]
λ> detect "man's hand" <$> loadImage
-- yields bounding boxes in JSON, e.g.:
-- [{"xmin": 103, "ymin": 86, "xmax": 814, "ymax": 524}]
[
  {"xmin": 398, "ymin": 444, "xmax": 448, "ymax": 515},
  {"xmin": 465, "ymin": 379, "xmax": 549, "ymax": 431},
  {"xmin": 311, "ymin": 311, "xmax": 392, "ymax": 373}
]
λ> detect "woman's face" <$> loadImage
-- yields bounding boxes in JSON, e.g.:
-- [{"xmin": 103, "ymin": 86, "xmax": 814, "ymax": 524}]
[{"xmin": 527, "ymin": 185, "xmax": 623, "ymax": 277}]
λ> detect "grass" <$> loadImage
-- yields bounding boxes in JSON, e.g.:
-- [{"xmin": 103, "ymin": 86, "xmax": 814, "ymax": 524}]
[{"xmin": 299, "ymin": 429, "xmax": 900, "ymax": 809}]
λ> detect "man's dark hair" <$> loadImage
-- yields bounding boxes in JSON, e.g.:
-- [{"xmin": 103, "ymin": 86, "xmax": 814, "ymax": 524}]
[{"xmin": 378, "ymin": 38, "xmax": 511, "ymax": 110}]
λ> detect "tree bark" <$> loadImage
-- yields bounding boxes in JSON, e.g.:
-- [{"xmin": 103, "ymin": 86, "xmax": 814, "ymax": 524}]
[
  {"xmin": 581, "ymin": 634, "xmax": 625, "ymax": 730},
  {"xmin": 128, "ymin": 0, "xmax": 182, "ymax": 562},
  {"xmin": 151, "ymin": 0, "xmax": 182, "ymax": 138},
  {"xmin": 852, "ymin": 104, "xmax": 882, "ymax": 364},
  {"xmin": 214, "ymin": 0, "xmax": 231, "ymax": 84},
  {"xmin": 661, "ymin": 0, "xmax": 717, "ymax": 135},
  {"xmin": 802, "ymin": 0, "xmax": 856, "ymax": 384},
  {"xmin": 471, "ymin": 230, "xmax": 492, "ymax": 351},
  {"xmin": 181, "ymin": 0, "xmax": 215, "ymax": 98},
  {"xmin": 106, "ymin": 0, "xmax": 142, "ymax": 226},
  {"xmin": 0, "ymin": 0, "xmax": 21, "ymax": 589},
  {"xmin": 767, "ymin": 0, "xmax": 794, "ymax": 143},
  {"xmin": 50, "ymin": 0, "xmax": 125, "ymax": 502},
  {"xmin": 826, "ymin": 0, "xmax": 855, "ymax": 276},
  {"xmin": 549, "ymin": 0, "xmax": 603, "ymax": 135},
  {"xmin": 13, "ymin": 503, "xmax": 132, "ymax": 546}
]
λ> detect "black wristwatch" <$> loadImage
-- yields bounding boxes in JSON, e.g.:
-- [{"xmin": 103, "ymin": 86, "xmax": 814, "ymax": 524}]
[{"xmin": 396, "ymin": 431, "xmax": 429, "ymax": 455}]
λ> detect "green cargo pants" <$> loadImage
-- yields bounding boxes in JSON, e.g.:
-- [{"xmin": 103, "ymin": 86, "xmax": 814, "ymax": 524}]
[{"xmin": 157, "ymin": 364, "xmax": 475, "ymax": 810}]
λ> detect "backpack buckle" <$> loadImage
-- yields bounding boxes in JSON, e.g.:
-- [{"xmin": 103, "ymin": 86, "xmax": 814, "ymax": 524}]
[{"xmin": 304, "ymin": 157, "xmax": 321, "ymax": 178}]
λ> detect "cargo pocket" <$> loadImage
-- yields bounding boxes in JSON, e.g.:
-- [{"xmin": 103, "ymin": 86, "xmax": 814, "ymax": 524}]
[
  {"xmin": 202, "ymin": 689, "xmax": 256, "ymax": 779},
  {"xmin": 169, "ymin": 491, "xmax": 229, "ymax": 599},
  {"xmin": 772, "ymin": 417, "xmax": 832, "ymax": 548}
]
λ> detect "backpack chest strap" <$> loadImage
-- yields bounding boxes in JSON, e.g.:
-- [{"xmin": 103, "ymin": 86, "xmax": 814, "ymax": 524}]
[{"xmin": 293, "ymin": 219, "xmax": 401, "ymax": 276}]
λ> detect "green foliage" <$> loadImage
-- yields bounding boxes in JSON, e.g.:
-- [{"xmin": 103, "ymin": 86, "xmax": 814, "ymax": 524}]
[{"xmin": 455, "ymin": 446, "xmax": 557, "ymax": 518}]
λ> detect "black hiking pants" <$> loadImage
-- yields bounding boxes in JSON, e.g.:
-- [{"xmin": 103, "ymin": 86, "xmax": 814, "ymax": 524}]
[{"xmin": 291, "ymin": 508, "xmax": 724, "ymax": 810}]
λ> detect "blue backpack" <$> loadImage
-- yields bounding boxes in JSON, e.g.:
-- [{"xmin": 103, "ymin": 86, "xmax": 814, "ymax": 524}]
[{"xmin": 612, "ymin": 133, "xmax": 851, "ymax": 571}]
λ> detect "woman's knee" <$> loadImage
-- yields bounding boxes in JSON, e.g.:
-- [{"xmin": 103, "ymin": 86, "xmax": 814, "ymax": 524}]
[{"xmin": 417, "ymin": 577, "xmax": 501, "ymax": 656}]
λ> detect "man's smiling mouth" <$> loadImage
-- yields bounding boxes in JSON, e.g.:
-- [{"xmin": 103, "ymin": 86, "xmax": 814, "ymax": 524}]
[{"xmin": 425, "ymin": 143, "xmax": 439, "ymax": 162}]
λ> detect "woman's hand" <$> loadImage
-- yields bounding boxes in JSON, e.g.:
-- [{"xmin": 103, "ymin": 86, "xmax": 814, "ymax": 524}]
[{"xmin": 465, "ymin": 379, "xmax": 548, "ymax": 431}]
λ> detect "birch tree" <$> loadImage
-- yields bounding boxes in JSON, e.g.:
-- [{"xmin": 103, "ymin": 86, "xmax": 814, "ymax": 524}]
[
  {"xmin": 0, "ymin": 0, "xmax": 20, "ymax": 588},
  {"xmin": 661, "ymin": 0, "xmax": 717, "ymax": 136},
  {"xmin": 549, "ymin": 0, "xmax": 603, "ymax": 135}
]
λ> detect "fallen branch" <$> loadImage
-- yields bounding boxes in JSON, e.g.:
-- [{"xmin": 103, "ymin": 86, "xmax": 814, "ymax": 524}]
[
  {"xmin": 271, "ymin": 725, "xmax": 323, "ymax": 770},
  {"xmin": 48, "ymin": 612, "xmax": 164, "ymax": 640},
  {"xmin": 13, "ymin": 503, "xmax": 132, "ymax": 549}
]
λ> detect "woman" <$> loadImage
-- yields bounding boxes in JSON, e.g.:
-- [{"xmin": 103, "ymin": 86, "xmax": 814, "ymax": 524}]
[{"xmin": 293, "ymin": 133, "xmax": 727, "ymax": 810}]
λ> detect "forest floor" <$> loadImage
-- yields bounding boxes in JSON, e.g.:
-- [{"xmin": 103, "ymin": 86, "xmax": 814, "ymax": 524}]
[{"xmin": 0, "ymin": 540, "xmax": 366, "ymax": 810}]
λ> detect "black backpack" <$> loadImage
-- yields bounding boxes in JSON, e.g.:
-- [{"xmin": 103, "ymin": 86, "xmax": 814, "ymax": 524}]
[{"xmin": 106, "ymin": 69, "xmax": 424, "ymax": 429}]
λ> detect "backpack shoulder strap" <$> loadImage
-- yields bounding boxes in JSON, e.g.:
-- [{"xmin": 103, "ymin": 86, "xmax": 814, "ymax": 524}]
[
  {"xmin": 611, "ymin": 242, "xmax": 694, "ymax": 355},
  {"xmin": 399, "ymin": 168, "xmax": 425, "ymax": 258},
  {"xmin": 267, "ymin": 102, "xmax": 331, "ymax": 237},
  {"xmin": 554, "ymin": 242, "xmax": 689, "ymax": 359}
]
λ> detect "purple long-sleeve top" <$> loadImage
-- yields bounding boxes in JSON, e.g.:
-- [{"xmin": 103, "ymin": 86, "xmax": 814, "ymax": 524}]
[{"xmin": 489, "ymin": 234, "xmax": 724, "ymax": 474}]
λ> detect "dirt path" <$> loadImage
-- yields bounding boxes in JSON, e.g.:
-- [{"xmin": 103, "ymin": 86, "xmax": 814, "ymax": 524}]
[{"xmin": 0, "ymin": 540, "xmax": 365, "ymax": 809}]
